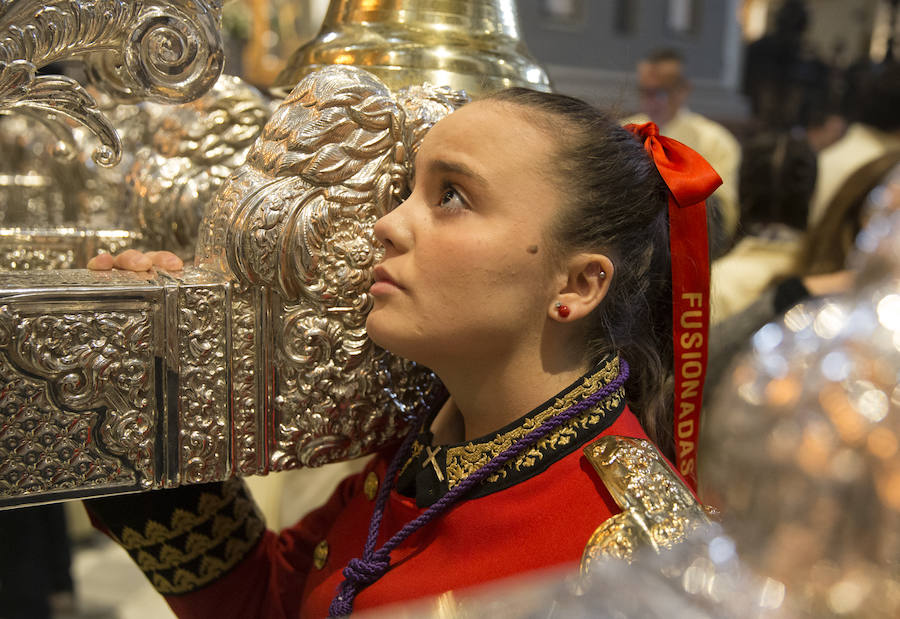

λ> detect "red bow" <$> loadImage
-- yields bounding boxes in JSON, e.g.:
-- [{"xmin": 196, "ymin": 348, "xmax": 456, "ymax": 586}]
[
  {"xmin": 625, "ymin": 122, "xmax": 722, "ymax": 493},
  {"xmin": 625, "ymin": 122, "xmax": 722, "ymax": 206}
]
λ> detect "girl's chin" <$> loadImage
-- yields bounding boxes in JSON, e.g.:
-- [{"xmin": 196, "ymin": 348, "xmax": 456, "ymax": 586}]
[
  {"xmin": 366, "ymin": 322, "xmax": 428, "ymax": 365},
  {"xmin": 365, "ymin": 316, "xmax": 402, "ymax": 351}
]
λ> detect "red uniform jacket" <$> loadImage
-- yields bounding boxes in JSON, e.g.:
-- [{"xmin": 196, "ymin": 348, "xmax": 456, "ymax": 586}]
[{"xmin": 89, "ymin": 357, "xmax": 653, "ymax": 618}]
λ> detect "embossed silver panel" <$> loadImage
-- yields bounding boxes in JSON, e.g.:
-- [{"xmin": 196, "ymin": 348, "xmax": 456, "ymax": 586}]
[
  {"xmin": 0, "ymin": 268, "xmax": 238, "ymax": 507},
  {"xmin": 0, "ymin": 270, "xmax": 165, "ymax": 505}
]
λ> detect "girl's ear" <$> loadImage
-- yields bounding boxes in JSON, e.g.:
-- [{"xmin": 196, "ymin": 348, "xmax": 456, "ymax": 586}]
[{"xmin": 548, "ymin": 253, "xmax": 614, "ymax": 321}]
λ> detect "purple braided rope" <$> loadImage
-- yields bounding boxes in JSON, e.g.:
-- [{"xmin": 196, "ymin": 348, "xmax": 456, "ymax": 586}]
[
  {"xmin": 328, "ymin": 359, "xmax": 630, "ymax": 617},
  {"xmin": 363, "ymin": 410, "xmax": 422, "ymax": 558}
]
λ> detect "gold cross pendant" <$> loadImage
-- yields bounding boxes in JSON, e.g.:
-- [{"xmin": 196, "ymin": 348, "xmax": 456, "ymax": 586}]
[{"xmin": 422, "ymin": 445, "xmax": 445, "ymax": 482}]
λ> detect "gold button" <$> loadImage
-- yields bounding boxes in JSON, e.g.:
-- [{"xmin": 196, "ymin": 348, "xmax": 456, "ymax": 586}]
[
  {"xmin": 364, "ymin": 471, "xmax": 379, "ymax": 500},
  {"xmin": 313, "ymin": 539, "xmax": 329, "ymax": 570}
]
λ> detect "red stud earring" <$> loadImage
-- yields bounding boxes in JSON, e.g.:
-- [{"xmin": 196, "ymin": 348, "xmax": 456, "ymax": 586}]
[{"xmin": 555, "ymin": 302, "xmax": 570, "ymax": 318}]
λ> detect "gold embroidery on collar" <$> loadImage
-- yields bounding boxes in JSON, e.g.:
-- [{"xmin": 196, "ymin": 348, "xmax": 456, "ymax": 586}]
[
  {"xmin": 399, "ymin": 440, "xmax": 424, "ymax": 478},
  {"xmin": 445, "ymin": 357, "xmax": 623, "ymax": 489}
]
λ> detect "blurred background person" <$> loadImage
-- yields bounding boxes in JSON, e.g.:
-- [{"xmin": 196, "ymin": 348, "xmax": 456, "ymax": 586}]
[
  {"xmin": 625, "ymin": 48, "xmax": 742, "ymax": 244},
  {"xmin": 742, "ymin": 0, "xmax": 834, "ymax": 137},
  {"xmin": 706, "ymin": 126, "xmax": 854, "ymax": 396},
  {"xmin": 806, "ymin": 59, "xmax": 900, "ymax": 235},
  {"xmin": 711, "ymin": 130, "xmax": 817, "ymax": 323}
]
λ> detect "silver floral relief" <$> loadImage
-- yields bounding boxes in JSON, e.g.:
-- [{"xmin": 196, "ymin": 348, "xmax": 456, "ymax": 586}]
[
  {"xmin": 0, "ymin": 302, "xmax": 157, "ymax": 491},
  {"xmin": 230, "ymin": 284, "xmax": 261, "ymax": 476},
  {"xmin": 203, "ymin": 66, "xmax": 406, "ymax": 296},
  {"xmin": 175, "ymin": 280, "xmax": 228, "ymax": 483},
  {"xmin": 195, "ymin": 66, "xmax": 465, "ymax": 468},
  {"xmin": 0, "ymin": 0, "xmax": 224, "ymax": 167},
  {"xmin": 127, "ymin": 75, "xmax": 270, "ymax": 257},
  {"xmin": 395, "ymin": 84, "xmax": 470, "ymax": 160}
]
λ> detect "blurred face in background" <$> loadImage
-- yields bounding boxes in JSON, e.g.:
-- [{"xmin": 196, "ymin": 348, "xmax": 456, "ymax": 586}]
[{"xmin": 637, "ymin": 59, "xmax": 689, "ymax": 126}]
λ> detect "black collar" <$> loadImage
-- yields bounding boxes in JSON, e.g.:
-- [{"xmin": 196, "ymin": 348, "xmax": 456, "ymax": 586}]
[{"xmin": 396, "ymin": 355, "xmax": 626, "ymax": 507}]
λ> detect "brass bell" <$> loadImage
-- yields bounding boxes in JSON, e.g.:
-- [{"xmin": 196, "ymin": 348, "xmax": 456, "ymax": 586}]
[{"xmin": 272, "ymin": 0, "xmax": 551, "ymax": 98}]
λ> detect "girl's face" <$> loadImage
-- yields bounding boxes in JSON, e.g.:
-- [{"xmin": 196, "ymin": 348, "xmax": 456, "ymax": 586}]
[{"xmin": 367, "ymin": 100, "xmax": 568, "ymax": 370}]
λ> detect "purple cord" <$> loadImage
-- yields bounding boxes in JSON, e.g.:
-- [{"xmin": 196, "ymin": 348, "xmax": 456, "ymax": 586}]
[{"xmin": 328, "ymin": 359, "xmax": 630, "ymax": 617}]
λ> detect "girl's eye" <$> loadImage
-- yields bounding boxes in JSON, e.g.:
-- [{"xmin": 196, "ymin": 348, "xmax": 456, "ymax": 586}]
[{"xmin": 439, "ymin": 186, "xmax": 467, "ymax": 210}]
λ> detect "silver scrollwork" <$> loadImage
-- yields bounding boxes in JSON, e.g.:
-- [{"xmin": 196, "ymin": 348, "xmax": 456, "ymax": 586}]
[
  {"xmin": 0, "ymin": 0, "xmax": 225, "ymax": 166},
  {"xmin": 175, "ymin": 279, "xmax": 228, "ymax": 484},
  {"xmin": 127, "ymin": 75, "xmax": 270, "ymax": 257},
  {"xmin": 0, "ymin": 351, "xmax": 133, "ymax": 496},
  {"xmin": 197, "ymin": 66, "xmax": 465, "ymax": 467}
]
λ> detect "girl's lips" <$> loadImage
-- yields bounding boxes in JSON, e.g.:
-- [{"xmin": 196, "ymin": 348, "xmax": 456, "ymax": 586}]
[
  {"xmin": 370, "ymin": 280, "xmax": 400, "ymax": 295},
  {"xmin": 373, "ymin": 265, "xmax": 402, "ymax": 289}
]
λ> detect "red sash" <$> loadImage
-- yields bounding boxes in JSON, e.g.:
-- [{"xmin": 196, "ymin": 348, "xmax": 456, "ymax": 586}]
[{"xmin": 624, "ymin": 122, "xmax": 722, "ymax": 492}]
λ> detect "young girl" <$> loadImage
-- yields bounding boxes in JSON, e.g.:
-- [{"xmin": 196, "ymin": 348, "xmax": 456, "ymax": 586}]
[{"xmin": 87, "ymin": 88, "xmax": 720, "ymax": 618}]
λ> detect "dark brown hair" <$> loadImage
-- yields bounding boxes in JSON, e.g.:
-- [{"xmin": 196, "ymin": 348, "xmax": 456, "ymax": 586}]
[{"xmin": 486, "ymin": 88, "xmax": 675, "ymax": 459}]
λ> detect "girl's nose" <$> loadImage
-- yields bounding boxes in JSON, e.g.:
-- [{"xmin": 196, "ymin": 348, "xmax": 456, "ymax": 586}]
[{"xmin": 374, "ymin": 198, "xmax": 413, "ymax": 254}]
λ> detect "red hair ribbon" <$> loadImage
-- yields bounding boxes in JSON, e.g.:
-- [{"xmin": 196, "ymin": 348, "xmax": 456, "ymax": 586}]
[{"xmin": 624, "ymin": 122, "xmax": 722, "ymax": 492}]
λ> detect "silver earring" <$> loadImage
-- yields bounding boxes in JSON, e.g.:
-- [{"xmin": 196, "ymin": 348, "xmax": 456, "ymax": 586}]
[{"xmin": 599, "ymin": 271, "xmax": 607, "ymax": 279}]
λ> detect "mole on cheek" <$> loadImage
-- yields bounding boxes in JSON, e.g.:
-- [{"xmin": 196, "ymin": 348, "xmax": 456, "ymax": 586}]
[{"xmin": 526, "ymin": 245, "xmax": 539, "ymax": 254}]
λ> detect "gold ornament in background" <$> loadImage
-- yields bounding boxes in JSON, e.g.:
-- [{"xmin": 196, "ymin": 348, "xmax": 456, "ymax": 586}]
[
  {"xmin": 273, "ymin": 0, "xmax": 551, "ymax": 98},
  {"xmin": 227, "ymin": 0, "xmax": 327, "ymax": 89}
]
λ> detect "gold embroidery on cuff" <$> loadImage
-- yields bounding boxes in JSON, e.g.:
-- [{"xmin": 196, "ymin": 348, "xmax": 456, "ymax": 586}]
[{"xmin": 114, "ymin": 479, "xmax": 266, "ymax": 595}]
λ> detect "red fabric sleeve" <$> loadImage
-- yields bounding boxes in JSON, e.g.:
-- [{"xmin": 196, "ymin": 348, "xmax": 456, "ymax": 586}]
[{"xmin": 161, "ymin": 470, "xmax": 367, "ymax": 619}]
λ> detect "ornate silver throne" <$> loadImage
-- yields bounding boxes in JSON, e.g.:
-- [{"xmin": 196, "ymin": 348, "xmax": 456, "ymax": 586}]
[{"xmin": 0, "ymin": 0, "xmax": 550, "ymax": 508}]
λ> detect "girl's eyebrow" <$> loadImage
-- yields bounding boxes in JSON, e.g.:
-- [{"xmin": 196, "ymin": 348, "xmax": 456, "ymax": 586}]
[{"xmin": 425, "ymin": 159, "xmax": 489, "ymax": 189}]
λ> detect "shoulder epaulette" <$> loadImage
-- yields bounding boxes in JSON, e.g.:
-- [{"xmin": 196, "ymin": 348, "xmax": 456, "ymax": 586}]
[{"xmin": 580, "ymin": 436, "xmax": 712, "ymax": 575}]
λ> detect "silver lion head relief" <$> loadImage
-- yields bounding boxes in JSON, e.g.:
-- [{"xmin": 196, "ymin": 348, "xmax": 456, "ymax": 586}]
[{"xmin": 197, "ymin": 66, "xmax": 468, "ymax": 468}]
